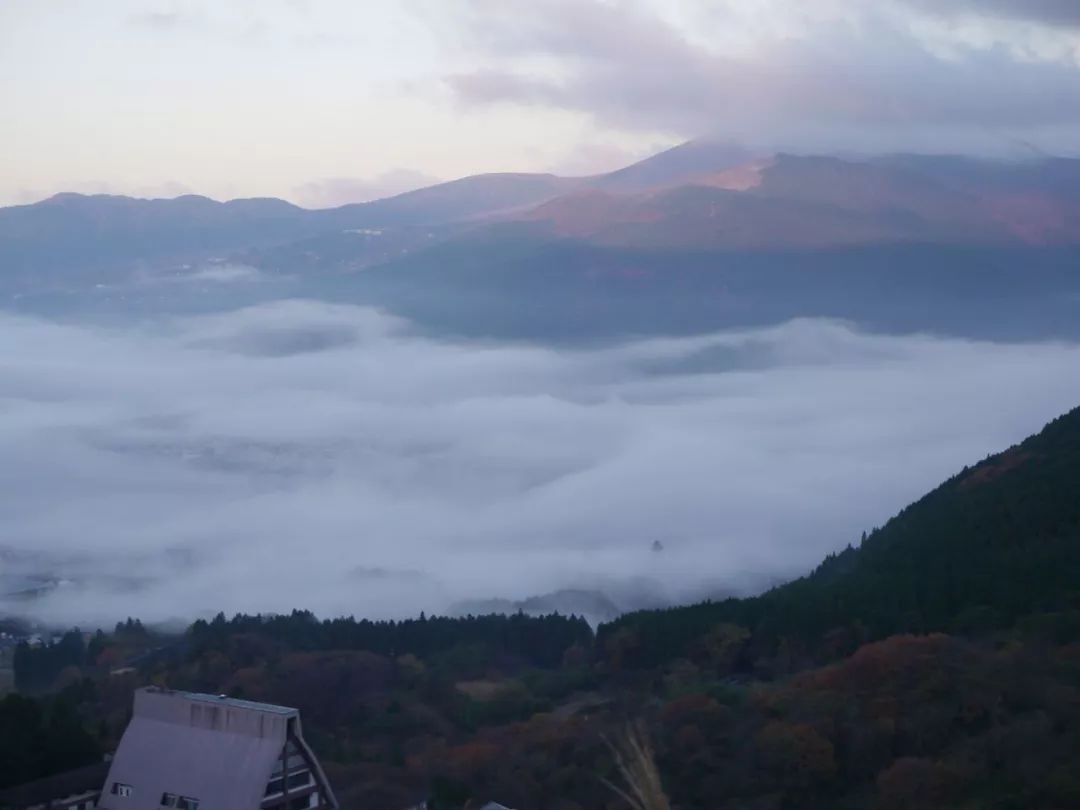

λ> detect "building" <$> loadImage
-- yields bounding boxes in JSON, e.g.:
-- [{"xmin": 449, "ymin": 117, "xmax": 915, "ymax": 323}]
[{"xmin": 97, "ymin": 687, "xmax": 337, "ymax": 810}]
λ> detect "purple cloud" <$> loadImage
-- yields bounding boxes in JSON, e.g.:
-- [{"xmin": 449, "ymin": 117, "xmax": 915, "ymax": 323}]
[{"xmin": 445, "ymin": 0, "xmax": 1080, "ymax": 150}]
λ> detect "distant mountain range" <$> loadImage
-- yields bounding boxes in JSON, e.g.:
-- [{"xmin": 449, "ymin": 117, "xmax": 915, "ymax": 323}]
[
  {"xmin": 10, "ymin": 140, "xmax": 1080, "ymax": 272},
  {"xmin": 521, "ymin": 153, "xmax": 1080, "ymax": 249},
  {"xmin": 5, "ymin": 140, "xmax": 1080, "ymax": 340}
]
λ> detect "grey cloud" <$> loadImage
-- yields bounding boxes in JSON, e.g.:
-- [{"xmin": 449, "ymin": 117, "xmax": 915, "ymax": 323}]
[
  {"xmin": 446, "ymin": 0, "xmax": 1080, "ymax": 150},
  {"xmin": 128, "ymin": 10, "xmax": 202, "ymax": 31},
  {"xmin": 3, "ymin": 301, "xmax": 1080, "ymax": 628},
  {"xmin": 903, "ymin": 0, "xmax": 1080, "ymax": 27}
]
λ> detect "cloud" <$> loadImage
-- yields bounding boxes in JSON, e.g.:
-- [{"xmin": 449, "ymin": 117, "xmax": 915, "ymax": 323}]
[
  {"xmin": 130, "ymin": 11, "xmax": 186, "ymax": 29},
  {"xmin": 128, "ymin": 9, "xmax": 203, "ymax": 31},
  {"xmin": 444, "ymin": 0, "xmax": 1080, "ymax": 152},
  {"xmin": 548, "ymin": 141, "xmax": 659, "ymax": 177},
  {"xmin": 902, "ymin": 0, "xmax": 1080, "ymax": 27},
  {"xmin": 292, "ymin": 170, "xmax": 442, "ymax": 208},
  {"xmin": 3, "ymin": 300, "xmax": 1080, "ymax": 628}
]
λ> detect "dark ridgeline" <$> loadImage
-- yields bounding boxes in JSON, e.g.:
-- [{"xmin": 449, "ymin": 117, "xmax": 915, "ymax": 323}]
[
  {"xmin": 14, "ymin": 619, "xmax": 149, "ymax": 694},
  {"xmin": 187, "ymin": 610, "xmax": 593, "ymax": 674}
]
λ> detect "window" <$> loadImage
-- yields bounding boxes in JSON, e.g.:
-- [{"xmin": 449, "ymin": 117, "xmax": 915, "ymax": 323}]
[
  {"xmin": 161, "ymin": 792, "xmax": 178, "ymax": 807},
  {"xmin": 111, "ymin": 783, "xmax": 134, "ymax": 798},
  {"xmin": 272, "ymin": 752, "xmax": 305, "ymax": 776},
  {"xmin": 267, "ymin": 771, "xmax": 311, "ymax": 797},
  {"xmin": 287, "ymin": 771, "xmax": 311, "ymax": 790},
  {"xmin": 177, "ymin": 797, "xmax": 200, "ymax": 810}
]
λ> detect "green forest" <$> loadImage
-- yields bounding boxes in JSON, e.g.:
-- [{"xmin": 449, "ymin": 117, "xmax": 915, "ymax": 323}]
[{"xmin": 7, "ymin": 406, "xmax": 1080, "ymax": 809}]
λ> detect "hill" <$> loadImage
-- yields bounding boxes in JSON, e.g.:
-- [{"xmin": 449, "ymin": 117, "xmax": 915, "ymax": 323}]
[
  {"xmin": 599, "ymin": 403, "xmax": 1080, "ymax": 670},
  {"xmin": 0, "ymin": 193, "xmax": 320, "ymax": 274}
]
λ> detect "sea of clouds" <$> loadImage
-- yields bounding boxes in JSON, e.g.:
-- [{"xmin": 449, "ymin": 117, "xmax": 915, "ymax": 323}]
[{"xmin": 3, "ymin": 299, "xmax": 1080, "ymax": 627}]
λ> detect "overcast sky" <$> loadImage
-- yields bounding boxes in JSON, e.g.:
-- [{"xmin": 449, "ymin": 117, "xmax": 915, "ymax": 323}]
[{"xmin": 3, "ymin": 0, "xmax": 1080, "ymax": 205}]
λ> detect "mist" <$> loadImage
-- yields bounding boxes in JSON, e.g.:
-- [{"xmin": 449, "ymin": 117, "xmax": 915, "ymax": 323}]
[{"xmin": 4, "ymin": 300, "xmax": 1080, "ymax": 628}]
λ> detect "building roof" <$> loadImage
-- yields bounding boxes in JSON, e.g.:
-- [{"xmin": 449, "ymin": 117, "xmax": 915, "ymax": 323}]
[
  {"xmin": 172, "ymin": 689, "xmax": 299, "ymax": 717},
  {"xmin": 97, "ymin": 687, "xmax": 299, "ymax": 810},
  {"xmin": 0, "ymin": 761, "xmax": 109, "ymax": 809}
]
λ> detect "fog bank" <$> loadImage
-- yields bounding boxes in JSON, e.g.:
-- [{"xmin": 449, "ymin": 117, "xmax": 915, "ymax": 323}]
[{"xmin": 3, "ymin": 301, "xmax": 1079, "ymax": 627}]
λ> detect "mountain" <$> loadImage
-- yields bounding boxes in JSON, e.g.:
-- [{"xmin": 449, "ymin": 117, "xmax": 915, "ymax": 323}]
[
  {"xmin": 234, "ymin": 173, "xmax": 585, "ymax": 275},
  {"xmin": 0, "ymin": 192, "xmax": 326, "ymax": 280},
  {"xmin": 7, "ymin": 145, "xmax": 1080, "ymax": 344},
  {"xmin": 9, "ymin": 146, "xmax": 1080, "ymax": 280},
  {"xmin": 331, "ymin": 172, "xmax": 583, "ymax": 226},
  {"xmin": 599, "ymin": 402, "xmax": 1080, "ymax": 668},
  {"xmin": 587, "ymin": 138, "xmax": 757, "ymax": 192},
  {"xmin": 514, "ymin": 153, "xmax": 1080, "ymax": 249},
  {"xmin": 295, "ymin": 149, "xmax": 1080, "ymax": 342},
  {"xmin": 0, "ymin": 174, "xmax": 583, "ymax": 280}
]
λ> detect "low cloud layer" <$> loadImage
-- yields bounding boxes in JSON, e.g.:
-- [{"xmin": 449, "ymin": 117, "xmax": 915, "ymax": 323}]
[{"xmin": 3, "ymin": 300, "xmax": 1080, "ymax": 628}]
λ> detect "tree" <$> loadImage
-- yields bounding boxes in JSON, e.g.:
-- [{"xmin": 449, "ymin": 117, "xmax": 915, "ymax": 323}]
[{"xmin": 754, "ymin": 721, "xmax": 836, "ymax": 791}]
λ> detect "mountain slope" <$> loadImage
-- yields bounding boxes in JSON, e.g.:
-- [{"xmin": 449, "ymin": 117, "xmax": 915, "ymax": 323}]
[
  {"xmin": 599, "ymin": 404, "xmax": 1080, "ymax": 668},
  {"xmin": 516, "ymin": 154, "xmax": 1080, "ymax": 249},
  {"xmin": 330, "ymin": 172, "xmax": 583, "ymax": 226},
  {"xmin": 588, "ymin": 139, "xmax": 757, "ymax": 192}
]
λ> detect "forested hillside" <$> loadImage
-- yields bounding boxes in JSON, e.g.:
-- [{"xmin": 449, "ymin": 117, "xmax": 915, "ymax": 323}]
[{"xmin": 600, "ymin": 404, "xmax": 1080, "ymax": 671}]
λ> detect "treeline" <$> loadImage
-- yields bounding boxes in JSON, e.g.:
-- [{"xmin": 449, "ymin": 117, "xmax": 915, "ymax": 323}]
[
  {"xmin": 13, "ymin": 631, "xmax": 86, "ymax": 694},
  {"xmin": 189, "ymin": 609, "xmax": 593, "ymax": 670},
  {"xmin": 0, "ymin": 691, "xmax": 101, "ymax": 789},
  {"xmin": 14, "ymin": 619, "xmax": 150, "ymax": 692},
  {"xmin": 599, "ymin": 405, "xmax": 1080, "ymax": 670}
]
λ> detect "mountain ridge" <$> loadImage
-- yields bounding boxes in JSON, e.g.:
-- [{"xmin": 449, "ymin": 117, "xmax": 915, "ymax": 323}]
[{"xmin": 8, "ymin": 143, "xmax": 1080, "ymax": 277}]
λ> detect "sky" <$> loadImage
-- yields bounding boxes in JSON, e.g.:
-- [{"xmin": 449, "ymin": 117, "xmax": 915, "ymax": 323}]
[
  {"xmin": 4, "ymin": 293, "xmax": 1080, "ymax": 627},
  {"xmin": 3, "ymin": 0, "xmax": 1080, "ymax": 206}
]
